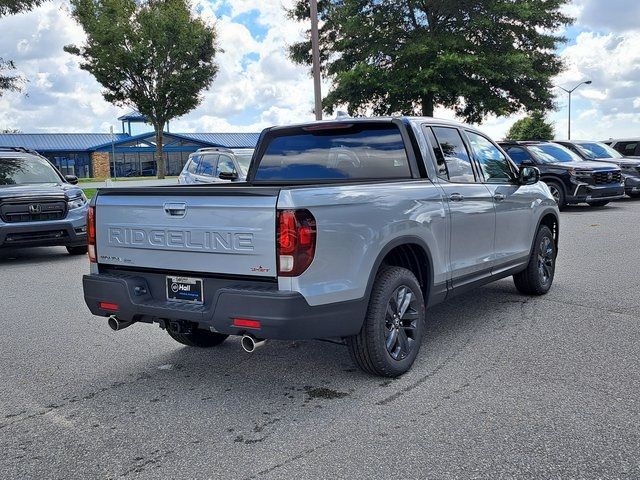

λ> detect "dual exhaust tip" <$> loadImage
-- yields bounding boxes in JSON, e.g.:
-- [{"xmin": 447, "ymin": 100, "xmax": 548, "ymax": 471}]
[{"xmin": 108, "ymin": 316, "xmax": 266, "ymax": 353}]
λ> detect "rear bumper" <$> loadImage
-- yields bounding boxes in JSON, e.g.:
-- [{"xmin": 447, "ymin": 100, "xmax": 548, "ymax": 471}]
[
  {"xmin": 0, "ymin": 219, "xmax": 87, "ymax": 248},
  {"xmin": 82, "ymin": 271, "xmax": 366, "ymax": 340},
  {"xmin": 568, "ymin": 183, "xmax": 625, "ymax": 203}
]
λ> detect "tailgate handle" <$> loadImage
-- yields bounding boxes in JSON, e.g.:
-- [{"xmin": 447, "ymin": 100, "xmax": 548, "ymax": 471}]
[{"xmin": 164, "ymin": 202, "xmax": 187, "ymax": 218}]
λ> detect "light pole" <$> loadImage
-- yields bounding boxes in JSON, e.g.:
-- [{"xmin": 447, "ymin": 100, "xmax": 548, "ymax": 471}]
[
  {"xmin": 310, "ymin": 0, "xmax": 322, "ymax": 121},
  {"xmin": 556, "ymin": 80, "xmax": 592, "ymax": 140}
]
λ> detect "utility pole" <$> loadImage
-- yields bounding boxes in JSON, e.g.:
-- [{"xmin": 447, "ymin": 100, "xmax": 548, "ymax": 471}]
[
  {"xmin": 556, "ymin": 80, "xmax": 592, "ymax": 140},
  {"xmin": 310, "ymin": 0, "xmax": 322, "ymax": 121}
]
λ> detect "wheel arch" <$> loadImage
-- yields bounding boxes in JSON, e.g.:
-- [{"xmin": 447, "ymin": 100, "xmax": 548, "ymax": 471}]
[
  {"xmin": 536, "ymin": 209, "xmax": 560, "ymax": 251},
  {"xmin": 364, "ymin": 236, "xmax": 434, "ymax": 308}
]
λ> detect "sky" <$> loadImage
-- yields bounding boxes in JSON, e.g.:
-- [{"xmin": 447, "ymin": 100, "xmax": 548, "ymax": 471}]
[{"xmin": 1, "ymin": 0, "xmax": 639, "ymax": 141}]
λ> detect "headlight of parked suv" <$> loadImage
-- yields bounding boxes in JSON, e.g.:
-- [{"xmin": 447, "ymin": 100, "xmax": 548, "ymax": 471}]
[
  {"xmin": 569, "ymin": 169, "xmax": 592, "ymax": 179},
  {"xmin": 67, "ymin": 192, "xmax": 88, "ymax": 210}
]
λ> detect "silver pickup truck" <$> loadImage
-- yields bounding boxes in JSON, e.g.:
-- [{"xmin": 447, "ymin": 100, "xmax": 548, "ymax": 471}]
[{"xmin": 83, "ymin": 117, "xmax": 559, "ymax": 377}]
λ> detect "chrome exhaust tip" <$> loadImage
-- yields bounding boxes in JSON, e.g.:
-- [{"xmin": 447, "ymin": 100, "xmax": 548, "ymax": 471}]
[
  {"xmin": 241, "ymin": 335, "xmax": 266, "ymax": 353},
  {"xmin": 108, "ymin": 316, "xmax": 134, "ymax": 332}
]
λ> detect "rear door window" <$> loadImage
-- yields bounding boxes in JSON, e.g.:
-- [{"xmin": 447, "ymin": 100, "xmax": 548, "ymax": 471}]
[
  {"xmin": 254, "ymin": 124, "xmax": 411, "ymax": 181},
  {"xmin": 431, "ymin": 127, "xmax": 476, "ymax": 183},
  {"xmin": 197, "ymin": 154, "xmax": 218, "ymax": 177}
]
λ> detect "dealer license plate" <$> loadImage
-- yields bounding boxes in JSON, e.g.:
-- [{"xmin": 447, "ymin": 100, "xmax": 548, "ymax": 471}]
[{"xmin": 166, "ymin": 276, "xmax": 204, "ymax": 304}]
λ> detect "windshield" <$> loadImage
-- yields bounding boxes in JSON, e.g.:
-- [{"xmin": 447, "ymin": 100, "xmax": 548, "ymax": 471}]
[
  {"xmin": 528, "ymin": 144, "xmax": 582, "ymax": 164},
  {"xmin": 578, "ymin": 142, "xmax": 624, "ymax": 159},
  {"xmin": 0, "ymin": 156, "xmax": 62, "ymax": 185},
  {"xmin": 254, "ymin": 124, "xmax": 411, "ymax": 182}
]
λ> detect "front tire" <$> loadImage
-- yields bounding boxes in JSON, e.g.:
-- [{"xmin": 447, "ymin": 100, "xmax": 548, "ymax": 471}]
[
  {"xmin": 587, "ymin": 200, "xmax": 610, "ymax": 207},
  {"xmin": 66, "ymin": 245, "xmax": 88, "ymax": 255},
  {"xmin": 513, "ymin": 225, "xmax": 556, "ymax": 296},
  {"xmin": 347, "ymin": 266, "xmax": 426, "ymax": 377},
  {"xmin": 545, "ymin": 181, "xmax": 566, "ymax": 210},
  {"xmin": 629, "ymin": 193, "xmax": 640, "ymax": 199},
  {"xmin": 167, "ymin": 328, "xmax": 228, "ymax": 348}
]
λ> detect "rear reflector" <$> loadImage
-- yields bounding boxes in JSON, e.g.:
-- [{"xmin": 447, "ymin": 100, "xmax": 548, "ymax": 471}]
[
  {"xmin": 99, "ymin": 302, "xmax": 119, "ymax": 312},
  {"xmin": 233, "ymin": 318, "xmax": 261, "ymax": 329}
]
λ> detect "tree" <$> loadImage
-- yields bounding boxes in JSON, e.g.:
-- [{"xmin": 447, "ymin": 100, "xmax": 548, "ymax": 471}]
[
  {"xmin": 506, "ymin": 112, "xmax": 554, "ymax": 140},
  {"xmin": 65, "ymin": 0, "xmax": 218, "ymax": 178},
  {"xmin": 289, "ymin": 0, "xmax": 572, "ymax": 123},
  {"xmin": 0, "ymin": 0, "xmax": 46, "ymax": 97}
]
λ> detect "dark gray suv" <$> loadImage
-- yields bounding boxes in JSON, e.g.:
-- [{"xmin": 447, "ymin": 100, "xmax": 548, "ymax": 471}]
[{"xmin": 0, "ymin": 147, "xmax": 88, "ymax": 254}]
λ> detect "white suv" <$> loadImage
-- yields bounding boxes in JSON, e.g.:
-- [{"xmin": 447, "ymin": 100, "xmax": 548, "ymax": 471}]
[{"xmin": 178, "ymin": 148, "xmax": 253, "ymax": 184}]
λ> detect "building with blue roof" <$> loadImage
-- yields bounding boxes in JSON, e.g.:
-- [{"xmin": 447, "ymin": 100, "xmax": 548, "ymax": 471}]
[{"xmin": 0, "ymin": 113, "xmax": 260, "ymax": 178}]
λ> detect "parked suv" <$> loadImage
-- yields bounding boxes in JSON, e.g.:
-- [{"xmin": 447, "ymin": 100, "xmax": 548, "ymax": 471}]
[
  {"xmin": 603, "ymin": 139, "xmax": 640, "ymax": 158},
  {"xmin": 0, "ymin": 147, "xmax": 88, "ymax": 254},
  {"xmin": 555, "ymin": 140, "xmax": 640, "ymax": 198},
  {"xmin": 178, "ymin": 147, "xmax": 253, "ymax": 184},
  {"xmin": 83, "ymin": 118, "xmax": 559, "ymax": 377},
  {"xmin": 499, "ymin": 141, "xmax": 624, "ymax": 209}
]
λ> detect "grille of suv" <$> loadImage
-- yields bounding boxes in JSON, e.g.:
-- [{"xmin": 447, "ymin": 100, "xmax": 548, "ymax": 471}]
[
  {"xmin": 593, "ymin": 171, "xmax": 622, "ymax": 185},
  {"xmin": 0, "ymin": 200, "xmax": 68, "ymax": 223}
]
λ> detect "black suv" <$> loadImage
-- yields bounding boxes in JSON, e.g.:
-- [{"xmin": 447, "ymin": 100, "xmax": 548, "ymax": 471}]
[
  {"xmin": 499, "ymin": 141, "xmax": 625, "ymax": 209},
  {"xmin": 554, "ymin": 140, "xmax": 640, "ymax": 198},
  {"xmin": 0, "ymin": 147, "xmax": 88, "ymax": 254}
]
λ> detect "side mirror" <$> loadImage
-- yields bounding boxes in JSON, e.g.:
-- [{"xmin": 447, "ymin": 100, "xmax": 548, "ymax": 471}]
[
  {"xmin": 218, "ymin": 171, "xmax": 238, "ymax": 181},
  {"xmin": 519, "ymin": 166, "xmax": 540, "ymax": 186},
  {"xmin": 65, "ymin": 175, "xmax": 79, "ymax": 185}
]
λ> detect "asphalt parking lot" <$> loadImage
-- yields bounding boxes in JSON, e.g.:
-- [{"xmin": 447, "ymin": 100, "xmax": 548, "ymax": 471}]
[{"xmin": 1, "ymin": 200, "xmax": 639, "ymax": 479}]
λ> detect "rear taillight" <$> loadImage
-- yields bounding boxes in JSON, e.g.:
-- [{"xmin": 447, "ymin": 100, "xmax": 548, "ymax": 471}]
[
  {"xmin": 277, "ymin": 209, "xmax": 316, "ymax": 277},
  {"xmin": 87, "ymin": 205, "xmax": 96, "ymax": 263}
]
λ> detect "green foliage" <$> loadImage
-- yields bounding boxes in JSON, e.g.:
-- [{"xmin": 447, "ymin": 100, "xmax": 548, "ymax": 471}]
[
  {"xmin": 0, "ymin": 0, "xmax": 46, "ymax": 96},
  {"xmin": 289, "ymin": 0, "xmax": 572, "ymax": 123},
  {"xmin": 0, "ymin": 0, "xmax": 44, "ymax": 16},
  {"xmin": 66, "ymin": 0, "xmax": 218, "ymax": 178},
  {"xmin": 506, "ymin": 112, "xmax": 555, "ymax": 140}
]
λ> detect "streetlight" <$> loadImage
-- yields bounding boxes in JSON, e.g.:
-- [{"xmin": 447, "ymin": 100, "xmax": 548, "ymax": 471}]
[
  {"xmin": 310, "ymin": 0, "xmax": 322, "ymax": 121},
  {"xmin": 556, "ymin": 80, "xmax": 592, "ymax": 140}
]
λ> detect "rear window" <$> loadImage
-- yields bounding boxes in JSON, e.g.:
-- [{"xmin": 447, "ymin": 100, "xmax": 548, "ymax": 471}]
[{"xmin": 253, "ymin": 124, "xmax": 411, "ymax": 182}]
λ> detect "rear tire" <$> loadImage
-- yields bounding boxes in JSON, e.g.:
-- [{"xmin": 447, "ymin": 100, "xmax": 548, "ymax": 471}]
[
  {"xmin": 66, "ymin": 245, "xmax": 88, "ymax": 255},
  {"xmin": 587, "ymin": 200, "xmax": 610, "ymax": 207},
  {"xmin": 513, "ymin": 225, "xmax": 556, "ymax": 296},
  {"xmin": 347, "ymin": 266, "xmax": 426, "ymax": 377},
  {"xmin": 167, "ymin": 328, "xmax": 228, "ymax": 348},
  {"xmin": 544, "ymin": 181, "xmax": 566, "ymax": 210}
]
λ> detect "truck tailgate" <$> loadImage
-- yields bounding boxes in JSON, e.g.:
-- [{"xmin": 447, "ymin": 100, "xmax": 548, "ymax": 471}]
[{"xmin": 94, "ymin": 187, "xmax": 279, "ymax": 278}]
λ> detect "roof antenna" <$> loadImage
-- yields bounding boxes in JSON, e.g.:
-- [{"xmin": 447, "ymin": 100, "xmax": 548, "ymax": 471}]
[{"xmin": 335, "ymin": 111, "xmax": 351, "ymax": 120}]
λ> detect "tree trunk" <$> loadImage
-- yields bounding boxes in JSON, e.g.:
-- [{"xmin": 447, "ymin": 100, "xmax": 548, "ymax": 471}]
[
  {"xmin": 155, "ymin": 124, "xmax": 165, "ymax": 179},
  {"xmin": 421, "ymin": 93, "xmax": 435, "ymax": 117}
]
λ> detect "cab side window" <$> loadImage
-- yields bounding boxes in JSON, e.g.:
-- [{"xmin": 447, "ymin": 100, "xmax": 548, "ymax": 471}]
[
  {"xmin": 466, "ymin": 131, "xmax": 515, "ymax": 183},
  {"xmin": 431, "ymin": 127, "xmax": 476, "ymax": 183},
  {"xmin": 197, "ymin": 154, "xmax": 218, "ymax": 177}
]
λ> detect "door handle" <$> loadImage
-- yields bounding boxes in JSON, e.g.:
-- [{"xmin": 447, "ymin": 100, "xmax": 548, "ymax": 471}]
[
  {"xmin": 449, "ymin": 193, "xmax": 464, "ymax": 202},
  {"xmin": 493, "ymin": 193, "xmax": 506, "ymax": 202},
  {"xmin": 164, "ymin": 202, "xmax": 187, "ymax": 218}
]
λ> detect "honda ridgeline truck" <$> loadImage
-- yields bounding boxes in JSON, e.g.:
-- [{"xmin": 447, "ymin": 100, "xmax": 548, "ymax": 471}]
[{"xmin": 83, "ymin": 118, "xmax": 559, "ymax": 377}]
